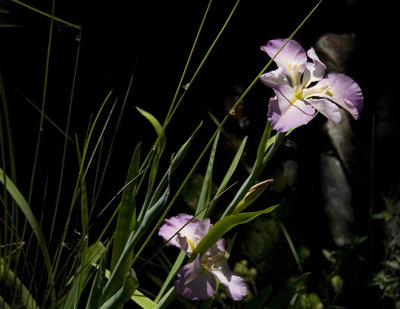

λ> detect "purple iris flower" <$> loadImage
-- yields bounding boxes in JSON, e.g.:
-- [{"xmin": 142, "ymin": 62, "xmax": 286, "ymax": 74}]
[
  {"xmin": 158, "ymin": 214, "xmax": 247, "ymax": 300},
  {"xmin": 260, "ymin": 38, "xmax": 363, "ymax": 132}
]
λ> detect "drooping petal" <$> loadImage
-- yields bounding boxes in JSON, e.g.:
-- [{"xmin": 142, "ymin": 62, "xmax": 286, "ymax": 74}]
[
  {"xmin": 158, "ymin": 214, "xmax": 212, "ymax": 254},
  {"xmin": 325, "ymin": 73, "xmax": 363, "ymax": 119},
  {"xmin": 307, "ymin": 98, "xmax": 341, "ymax": 124},
  {"xmin": 267, "ymin": 84, "xmax": 315, "ymax": 132},
  {"xmin": 174, "ymin": 255, "xmax": 217, "ymax": 300},
  {"xmin": 261, "ymin": 39, "xmax": 307, "ymax": 78},
  {"xmin": 211, "ymin": 259, "xmax": 247, "ymax": 301},
  {"xmin": 303, "ymin": 47, "xmax": 326, "ymax": 87},
  {"xmin": 259, "ymin": 67, "xmax": 288, "ymax": 88}
]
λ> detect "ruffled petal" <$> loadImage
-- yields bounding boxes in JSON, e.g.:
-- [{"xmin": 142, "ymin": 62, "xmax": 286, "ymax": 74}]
[
  {"xmin": 261, "ymin": 38, "xmax": 307, "ymax": 77},
  {"xmin": 307, "ymin": 98, "xmax": 341, "ymax": 124},
  {"xmin": 174, "ymin": 255, "xmax": 217, "ymax": 300},
  {"xmin": 259, "ymin": 67, "xmax": 288, "ymax": 88},
  {"xmin": 267, "ymin": 84, "xmax": 315, "ymax": 132},
  {"xmin": 325, "ymin": 73, "xmax": 363, "ymax": 119},
  {"xmin": 303, "ymin": 47, "xmax": 326, "ymax": 87},
  {"xmin": 211, "ymin": 260, "xmax": 247, "ymax": 301},
  {"xmin": 158, "ymin": 214, "xmax": 212, "ymax": 254}
]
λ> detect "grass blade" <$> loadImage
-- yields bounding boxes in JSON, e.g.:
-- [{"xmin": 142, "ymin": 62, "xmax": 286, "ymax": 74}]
[
  {"xmin": 0, "ymin": 168, "xmax": 52, "ymax": 290},
  {"xmin": 110, "ymin": 143, "xmax": 141, "ymax": 271}
]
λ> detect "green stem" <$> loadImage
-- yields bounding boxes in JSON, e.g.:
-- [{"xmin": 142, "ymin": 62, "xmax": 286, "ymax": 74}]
[{"xmin": 11, "ymin": 0, "xmax": 81, "ymax": 29}]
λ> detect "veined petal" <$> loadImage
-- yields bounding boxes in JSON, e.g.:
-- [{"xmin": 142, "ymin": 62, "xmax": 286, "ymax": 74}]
[
  {"xmin": 174, "ymin": 255, "xmax": 216, "ymax": 300},
  {"xmin": 259, "ymin": 67, "xmax": 288, "ymax": 88},
  {"xmin": 325, "ymin": 73, "xmax": 363, "ymax": 119},
  {"xmin": 211, "ymin": 260, "xmax": 247, "ymax": 301},
  {"xmin": 267, "ymin": 84, "xmax": 315, "ymax": 132},
  {"xmin": 261, "ymin": 39, "xmax": 307, "ymax": 78},
  {"xmin": 158, "ymin": 214, "xmax": 212, "ymax": 254},
  {"xmin": 307, "ymin": 98, "xmax": 341, "ymax": 124},
  {"xmin": 303, "ymin": 47, "xmax": 326, "ymax": 87}
]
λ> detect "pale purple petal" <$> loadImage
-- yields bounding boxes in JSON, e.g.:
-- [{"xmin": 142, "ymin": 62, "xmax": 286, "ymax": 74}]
[
  {"xmin": 174, "ymin": 255, "xmax": 216, "ymax": 300},
  {"xmin": 303, "ymin": 47, "xmax": 326, "ymax": 87},
  {"xmin": 307, "ymin": 98, "xmax": 341, "ymax": 124},
  {"xmin": 261, "ymin": 39, "xmax": 307, "ymax": 77},
  {"xmin": 307, "ymin": 47, "xmax": 326, "ymax": 80},
  {"xmin": 211, "ymin": 260, "xmax": 247, "ymax": 301},
  {"xmin": 202, "ymin": 239, "xmax": 226, "ymax": 265},
  {"xmin": 259, "ymin": 67, "xmax": 288, "ymax": 88},
  {"xmin": 325, "ymin": 73, "xmax": 363, "ymax": 119},
  {"xmin": 158, "ymin": 214, "xmax": 212, "ymax": 254},
  {"xmin": 267, "ymin": 84, "xmax": 315, "ymax": 132}
]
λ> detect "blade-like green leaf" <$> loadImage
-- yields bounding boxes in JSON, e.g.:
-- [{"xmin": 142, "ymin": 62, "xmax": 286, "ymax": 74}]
[
  {"xmin": 155, "ymin": 287, "xmax": 175, "ymax": 309},
  {"xmin": 100, "ymin": 269, "xmax": 139, "ymax": 309},
  {"xmin": 0, "ymin": 296, "xmax": 12, "ymax": 309},
  {"xmin": 111, "ymin": 143, "xmax": 141, "ymax": 271},
  {"xmin": 99, "ymin": 268, "xmax": 156, "ymax": 309},
  {"xmin": 130, "ymin": 290, "xmax": 156, "ymax": 309},
  {"xmin": 195, "ymin": 131, "xmax": 220, "ymax": 219},
  {"xmin": 136, "ymin": 107, "xmax": 166, "ymax": 152},
  {"xmin": 0, "ymin": 258, "xmax": 40, "ymax": 309},
  {"xmin": 189, "ymin": 205, "xmax": 278, "ymax": 262},
  {"xmin": 61, "ymin": 242, "xmax": 106, "ymax": 309},
  {"xmin": 138, "ymin": 122, "xmax": 202, "ymax": 225},
  {"xmin": 154, "ymin": 250, "xmax": 186, "ymax": 303},
  {"xmin": 215, "ymin": 136, "xmax": 247, "ymax": 198},
  {"xmin": 85, "ymin": 243, "xmax": 108, "ymax": 309},
  {"xmin": 0, "ymin": 168, "xmax": 52, "ymax": 280}
]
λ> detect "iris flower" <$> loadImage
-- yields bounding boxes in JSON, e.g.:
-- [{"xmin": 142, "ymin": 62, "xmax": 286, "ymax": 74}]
[
  {"xmin": 158, "ymin": 214, "xmax": 247, "ymax": 300},
  {"xmin": 260, "ymin": 38, "xmax": 363, "ymax": 132}
]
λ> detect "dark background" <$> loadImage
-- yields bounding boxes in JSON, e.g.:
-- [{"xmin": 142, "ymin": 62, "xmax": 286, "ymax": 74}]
[{"xmin": 1, "ymin": 0, "xmax": 399, "ymax": 307}]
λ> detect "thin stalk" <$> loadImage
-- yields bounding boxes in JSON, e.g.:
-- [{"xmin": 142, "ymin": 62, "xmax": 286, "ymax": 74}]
[
  {"xmin": 11, "ymin": 86, "xmax": 73, "ymax": 143},
  {"xmin": 27, "ymin": 0, "xmax": 55, "ymax": 204},
  {"xmin": 163, "ymin": 0, "xmax": 213, "ymax": 124},
  {"xmin": 165, "ymin": 0, "xmax": 240, "ymax": 129},
  {"xmin": 279, "ymin": 220, "xmax": 304, "ymax": 274},
  {"xmin": 139, "ymin": 0, "xmax": 239, "ymax": 174},
  {"xmin": 11, "ymin": 0, "xmax": 81, "ymax": 29},
  {"xmin": 47, "ymin": 96, "xmax": 116, "ymax": 301},
  {"xmin": 49, "ymin": 28, "xmax": 82, "ymax": 244},
  {"xmin": 92, "ymin": 72, "xmax": 135, "ymax": 211}
]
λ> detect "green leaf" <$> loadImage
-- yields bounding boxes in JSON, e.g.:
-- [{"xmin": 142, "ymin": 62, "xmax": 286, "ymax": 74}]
[
  {"xmin": 100, "ymin": 269, "xmax": 139, "ymax": 309},
  {"xmin": 154, "ymin": 251, "xmax": 186, "ymax": 303},
  {"xmin": 189, "ymin": 205, "xmax": 278, "ymax": 262},
  {"xmin": 136, "ymin": 107, "xmax": 166, "ymax": 152},
  {"xmin": 215, "ymin": 136, "xmax": 247, "ymax": 198},
  {"xmin": 155, "ymin": 287, "xmax": 175, "ymax": 309},
  {"xmin": 62, "ymin": 242, "xmax": 106, "ymax": 309},
  {"xmin": 111, "ymin": 143, "xmax": 141, "ymax": 271},
  {"xmin": 0, "ymin": 296, "xmax": 12, "ymax": 309},
  {"xmin": 85, "ymin": 246, "xmax": 109, "ymax": 309},
  {"xmin": 0, "ymin": 168, "xmax": 52, "ymax": 280},
  {"xmin": 0, "ymin": 258, "xmax": 40, "ymax": 309},
  {"xmin": 130, "ymin": 290, "xmax": 157, "ymax": 309},
  {"xmin": 100, "ymin": 268, "xmax": 156, "ymax": 309},
  {"xmin": 195, "ymin": 131, "xmax": 220, "ymax": 219}
]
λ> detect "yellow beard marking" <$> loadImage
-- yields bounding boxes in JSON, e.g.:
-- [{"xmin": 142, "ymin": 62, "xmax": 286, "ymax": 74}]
[{"xmin": 186, "ymin": 237, "xmax": 195, "ymax": 252}]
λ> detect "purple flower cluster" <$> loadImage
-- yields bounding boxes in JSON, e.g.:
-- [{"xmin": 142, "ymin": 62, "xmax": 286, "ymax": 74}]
[
  {"xmin": 159, "ymin": 214, "xmax": 247, "ymax": 300},
  {"xmin": 260, "ymin": 38, "xmax": 363, "ymax": 132}
]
